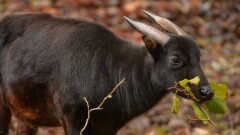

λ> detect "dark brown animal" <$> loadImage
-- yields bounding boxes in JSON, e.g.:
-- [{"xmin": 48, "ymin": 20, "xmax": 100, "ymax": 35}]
[{"xmin": 0, "ymin": 11, "xmax": 213, "ymax": 135}]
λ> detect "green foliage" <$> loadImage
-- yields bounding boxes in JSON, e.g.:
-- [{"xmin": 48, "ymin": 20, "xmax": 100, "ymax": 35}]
[
  {"xmin": 171, "ymin": 76, "xmax": 228, "ymax": 124},
  {"xmin": 210, "ymin": 82, "xmax": 228, "ymax": 99},
  {"xmin": 192, "ymin": 102, "xmax": 209, "ymax": 124},
  {"xmin": 155, "ymin": 126, "xmax": 168, "ymax": 134},
  {"xmin": 179, "ymin": 76, "xmax": 200, "ymax": 87},
  {"xmin": 206, "ymin": 82, "xmax": 228, "ymax": 115},
  {"xmin": 206, "ymin": 96, "xmax": 228, "ymax": 114},
  {"xmin": 172, "ymin": 95, "xmax": 180, "ymax": 115},
  {"xmin": 189, "ymin": 76, "xmax": 200, "ymax": 85},
  {"xmin": 179, "ymin": 76, "xmax": 200, "ymax": 102}
]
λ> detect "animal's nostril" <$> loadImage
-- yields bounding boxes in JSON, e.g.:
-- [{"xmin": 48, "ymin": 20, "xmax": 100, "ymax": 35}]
[
  {"xmin": 199, "ymin": 86, "xmax": 213, "ymax": 97},
  {"xmin": 200, "ymin": 88, "xmax": 208, "ymax": 96},
  {"xmin": 195, "ymin": 86, "xmax": 214, "ymax": 102}
]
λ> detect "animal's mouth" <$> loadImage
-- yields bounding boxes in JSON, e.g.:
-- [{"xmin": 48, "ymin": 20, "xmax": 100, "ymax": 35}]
[{"xmin": 168, "ymin": 86, "xmax": 192, "ymax": 99}]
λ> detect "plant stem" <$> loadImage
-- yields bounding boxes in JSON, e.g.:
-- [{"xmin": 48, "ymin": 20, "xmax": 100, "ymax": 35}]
[
  {"xmin": 196, "ymin": 102, "xmax": 214, "ymax": 125},
  {"xmin": 80, "ymin": 78, "xmax": 125, "ymax": 135}
]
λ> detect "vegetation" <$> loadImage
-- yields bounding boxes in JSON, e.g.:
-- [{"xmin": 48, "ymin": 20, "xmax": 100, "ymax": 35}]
[{"xmin": 171, "ymin": 76, "xmax": 228, "ymax": 125}]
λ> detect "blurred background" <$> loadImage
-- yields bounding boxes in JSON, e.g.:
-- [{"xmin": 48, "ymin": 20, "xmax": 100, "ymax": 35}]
[{"xmin": 0, "ymin": 0, "xmax": 239, "ymax": 135}]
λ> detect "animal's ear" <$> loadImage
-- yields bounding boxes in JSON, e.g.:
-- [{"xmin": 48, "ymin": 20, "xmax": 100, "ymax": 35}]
[{"xmin": 142, "ymin": 35, "xmax": 162, "ymax": 59}]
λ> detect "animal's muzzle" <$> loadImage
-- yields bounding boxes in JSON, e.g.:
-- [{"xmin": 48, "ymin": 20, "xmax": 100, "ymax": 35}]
[{"xmin": 197, "ymin": 85, "xmax": 214, "ymax": 102}]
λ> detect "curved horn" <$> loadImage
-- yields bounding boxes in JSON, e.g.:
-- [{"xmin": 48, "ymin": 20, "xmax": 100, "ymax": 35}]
[
  {"xmin": 124, "ymin": 16, "xmax": 170, "ymax": 45},
  {"xmin": 143, "ymin": 10, "xmax": 187, "ymax": 35}
]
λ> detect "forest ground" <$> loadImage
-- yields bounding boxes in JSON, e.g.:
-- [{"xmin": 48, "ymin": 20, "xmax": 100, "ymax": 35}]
[{"xmin": 0, "ymin": 0, "xmax": 239, "ymax": 135}]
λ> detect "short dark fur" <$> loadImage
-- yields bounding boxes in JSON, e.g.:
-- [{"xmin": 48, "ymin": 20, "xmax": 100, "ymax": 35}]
[{"xmin": 0, "ymin": 13, "xmax": 212, "ymax": 135}]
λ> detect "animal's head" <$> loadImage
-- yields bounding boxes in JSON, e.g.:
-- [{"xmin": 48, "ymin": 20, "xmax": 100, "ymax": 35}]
[{"xmin": 124, "ymin": 11, "xmax": 213, "ymax": 102}]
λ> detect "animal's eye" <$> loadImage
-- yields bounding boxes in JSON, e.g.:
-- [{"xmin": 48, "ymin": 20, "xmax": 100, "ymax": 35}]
[
  {"xmin": 171, "ymin": 56, "xmax": 181, "ymax": 64},
  {"xmin": 169, "ymin": 55, "xmax": 184, "ymax": 69}
]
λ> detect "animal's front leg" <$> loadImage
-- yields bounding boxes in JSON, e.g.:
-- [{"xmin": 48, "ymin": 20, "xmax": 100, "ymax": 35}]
[
  {"xmin": 58, "ymin": 99, "xmax": 90, "ymax": 135},
  {"xmin": 0, "ymin": 96, "xmax": 11, "ymax": 135},
  {"xmin": 61, "ymin": 108, "xmax": 91, "ymax": 135}
]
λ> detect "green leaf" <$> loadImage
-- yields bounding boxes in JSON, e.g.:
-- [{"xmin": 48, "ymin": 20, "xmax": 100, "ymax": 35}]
[
  {"xmin": 192, "ymin": 102, "xmax": 209, "ymax": 124},
  {"xmin": 172, "ymin": 95, "xmax": 180, "ymax": 115},
  {"xmin": 185, "ymin": 86, "xmax": 196, "ymax": 98},
  {"xmin": 179, "ymin": 79, "xmax": 189, "ymax": 87},
  {"xmin": 210, "ymin": 82, "xmax": 228, "ymax": 99},
  {"xmin": 178, "ymin": 77, "xmax": 199, "ymax": 101},
  {"xmin": 206, "ymin": 96, "xmax": 228, "ymax": 114},
  {"xmin": 189, "ymin": 76, "xmax": 200, "ymax": 85},
  {"xmin": 155, "ymin": 126, "xmax": 168, "ymax": 134},
  {"xmin": 107, "ymin": 95, "xmax": 112, "ymax": 98},
  {"xmin": 171, "ymin": 77, "xmax": 229, "ymax": 125}
]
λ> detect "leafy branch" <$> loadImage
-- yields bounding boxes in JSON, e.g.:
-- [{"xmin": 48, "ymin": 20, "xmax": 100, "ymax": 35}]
[
  {"xmin": 80, "ymin": 78, "xmax": 125, "ymax": 135},
  {"xmin": 169, "ymin": 76, "xmax": 228, "ymax": 125}
]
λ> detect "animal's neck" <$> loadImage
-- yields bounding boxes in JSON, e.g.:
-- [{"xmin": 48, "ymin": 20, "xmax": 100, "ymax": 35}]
[{"xmin": 111, "ymin": 44, "xmax": 168, "ymax": 122}]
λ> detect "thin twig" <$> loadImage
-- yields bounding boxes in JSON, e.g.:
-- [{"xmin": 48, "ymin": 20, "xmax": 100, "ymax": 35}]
[
  {"xmin": 80, "ymin": 78, "xmax": 125, "ymax": 135},
  {"xmin": 227, "ymin": 109, "xmax": 234, "ymax": 135},
  {"xmin": 195, "ymin": 102, "xmax": 214, "ymax": 125},
  {"xmin": 91, "ymin": 79, "xmax": 125, "ymax": 111},
  {"xmin": 168, "ymin": 85, "xmax": 199, "ymax": 102},
  {"xmin": 80, "ymin": 97, "xmax": 91, "ymax": 135}
]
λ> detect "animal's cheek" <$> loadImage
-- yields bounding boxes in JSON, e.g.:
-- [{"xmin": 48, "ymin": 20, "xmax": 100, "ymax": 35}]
[{"xmin": 151, "ymin": 69, "xmax": 173, "ymax": 88}]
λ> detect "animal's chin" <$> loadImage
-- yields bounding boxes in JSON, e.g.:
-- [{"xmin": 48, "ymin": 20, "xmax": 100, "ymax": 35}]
[
  {"xmin": 174, "ymin": 91, "xmax": 191, "ymax": 99},
  {"xmin": 168, "ymin": 87, "xmax": 190, "ymax": 99},
  {"xmin": 169, "ymin": 88, "xmax": 201, "ymax": 102}
]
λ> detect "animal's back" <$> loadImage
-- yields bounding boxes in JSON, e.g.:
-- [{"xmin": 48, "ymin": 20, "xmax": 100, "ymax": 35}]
[{"xmin": 0, "ymin": 13, "xmax": 128, "ymax": 127}]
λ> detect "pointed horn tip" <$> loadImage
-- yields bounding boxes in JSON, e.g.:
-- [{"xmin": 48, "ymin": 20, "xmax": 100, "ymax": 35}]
[
  {"xmin": 142, "ymin": 10, "xmax": 160, "ymax": 21},
  {"xmin": 142, "ymin": 10, "xmax": 151, "ymax": 15},
  {"xmin": 142, "ymin": 10, "xmax": 153, "ymax": 16},
  {"xmin": 123, "ymin": 16, "xmax": 140, "ymax": 31},
  {"xmin": 124, "ymin": 16, "xmax": 138, "ymax": 27},
  {"xmin": 123, "ymin": 16, "xmax": 128, "ymax": 20},
  {"xmin": 123, "ymin": 16, "xmax": 132, "ymax": 23}
]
